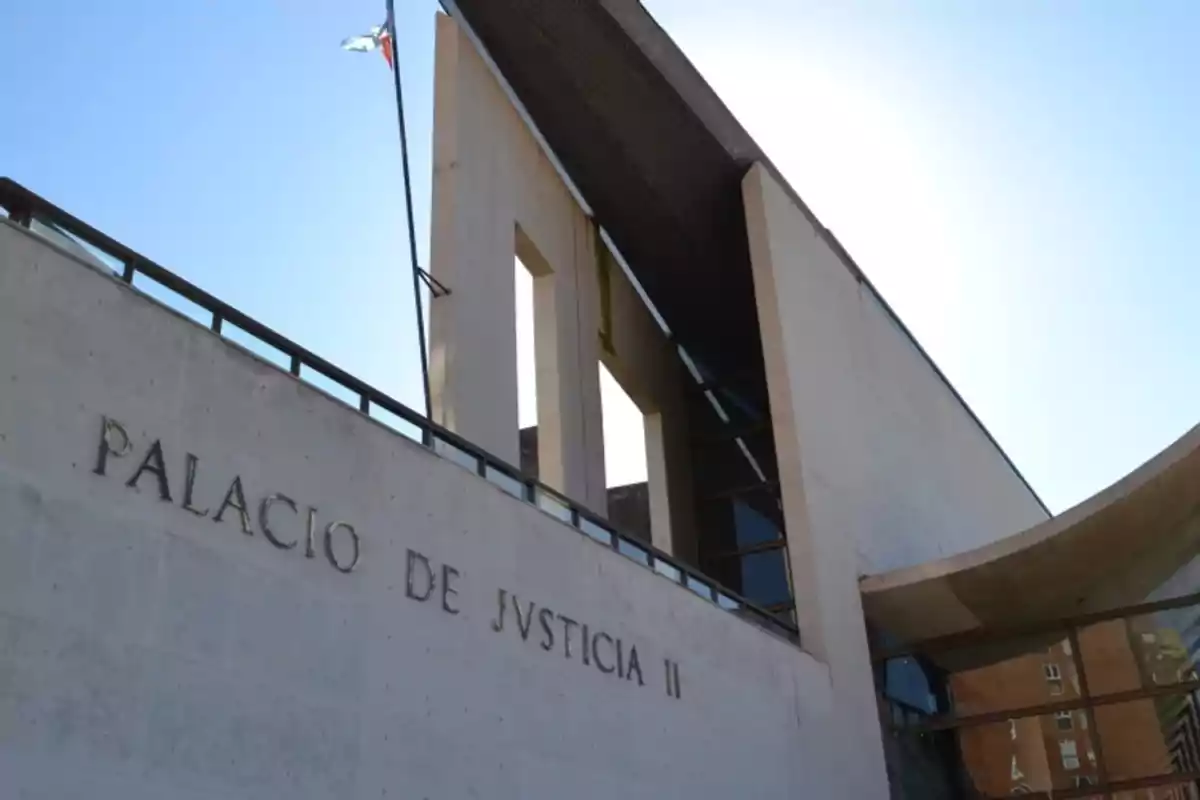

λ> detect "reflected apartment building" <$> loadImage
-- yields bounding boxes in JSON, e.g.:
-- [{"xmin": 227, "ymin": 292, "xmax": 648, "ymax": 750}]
[
  {"xmin": 877, "ymin": 571, "xmax": 1200, "ymax": 799},
  {"xmin": 953, "ymin": 621, "xmax": 1198, "ymax": 798}
]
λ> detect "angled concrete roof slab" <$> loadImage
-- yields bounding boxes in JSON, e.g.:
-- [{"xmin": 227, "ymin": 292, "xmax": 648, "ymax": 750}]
[{"xmin": 862, "ymin": 424, "xmax": 1200, "ymax": 646}]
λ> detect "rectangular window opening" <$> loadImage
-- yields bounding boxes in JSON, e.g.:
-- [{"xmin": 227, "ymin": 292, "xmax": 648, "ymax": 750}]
[
  {"xmin": 514, "ymin": 256, "xmax": 539, "ymax": 480},
  {"xmin": 599, "ymin": 363, "xmax": 650, "ymax": 544}
]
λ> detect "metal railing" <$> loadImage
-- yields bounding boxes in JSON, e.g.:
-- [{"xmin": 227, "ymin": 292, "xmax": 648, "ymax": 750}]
[{"xmin": 0, "ymin": 177, "xmax": 800, "ymax": 646}]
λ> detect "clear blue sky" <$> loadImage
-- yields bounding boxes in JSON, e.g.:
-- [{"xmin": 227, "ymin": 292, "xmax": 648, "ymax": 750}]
[
  {"xmin": 3, "ymin": 1, "xmax": 1198, "ymax": 514},
  {"xmin": 2, "ymin": 0, "xmax": 439, "ymax": 412}
]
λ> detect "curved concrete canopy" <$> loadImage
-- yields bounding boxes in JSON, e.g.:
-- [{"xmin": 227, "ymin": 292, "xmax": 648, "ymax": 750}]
[{"xmin": 861, "ymin": 423, "xmax": 1200, "ymax": 647}]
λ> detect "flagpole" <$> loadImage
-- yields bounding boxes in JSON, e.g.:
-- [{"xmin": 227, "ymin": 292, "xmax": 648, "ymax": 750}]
[{"xmin": 385, "ymin": 0, "xmax": 434, "ymax": 442}]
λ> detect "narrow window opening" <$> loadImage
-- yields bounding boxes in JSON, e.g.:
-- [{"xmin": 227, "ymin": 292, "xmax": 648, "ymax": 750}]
[
  {"xmin": 515, "ymin": 257, "xmax": 538, "ymax": 478},
  {"xmin": 599, "ymin": 363, "xmax": 649, "ymax": 543}
]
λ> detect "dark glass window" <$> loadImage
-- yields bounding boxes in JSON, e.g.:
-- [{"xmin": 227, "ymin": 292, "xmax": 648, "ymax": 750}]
[
  {"xmin": 738, "ymin": 549, "xmax": 791, "ymax": 607},
  {"xmin": 884, "ymin": 656, "xmax": 942, "ymax": 716},
  {"xmin": 733, "ymin": 501, "xmax": 782, "ymax": 549},
  {"xmin": 878, "ymin": 598, "xmax": 1200, "ymax": 798}
]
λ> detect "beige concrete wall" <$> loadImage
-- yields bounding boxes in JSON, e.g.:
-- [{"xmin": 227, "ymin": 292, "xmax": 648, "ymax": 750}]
[
  {"xmin": 596, "ymin": 245, "xmax": 698, "ymax": 561},
  {"xmin": 743, "ymin": 162, "xmax": 1050, "ymax": 798},
  {"xmin": 0, "ymin": 219, "xmax": 846, "ymax": 798},
  {"xmin": 430, "ymin": 12, "xmax": 605, "ymax": 512},
  {"xmin": 429, "ymin": 13, "xmax": 697, "ymax": 554},
  {"xmin": 741, "ymin": 163, "xmax": 1048, "ymax": 575}
]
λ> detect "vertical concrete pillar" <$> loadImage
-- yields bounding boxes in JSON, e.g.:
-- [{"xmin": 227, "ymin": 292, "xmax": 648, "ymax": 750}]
[
  {"xmin": 574, "ymin": 225, "xmax": 609, "ymax": 515},
  {"xmin": 517, "ymin": 224, "xmax": 607, "ymax": 514},
  {"xmin": 429, "ymin": 14, "xmax": 520, "ymax": 465},
  {"xmin": 429, "ymin": 12, "xmax": 606, "ymax": 511},
  {"xmin": 428, "ymin": 12, "xmax": 695, "ymax": 539},
  {"xmin": 600, "ymin": 246, "xmax": 698, "ymax": 560},
  {"xmin": 742, "ymin": 161, "xmax": 891, "ymax": 799},
  {"xmin": 644, "ymin": 412, "xmax": 673, "ymax": 552},
  {"xmin": 644, "ymin": 403, "xmax": 696, "ymax": 562}
]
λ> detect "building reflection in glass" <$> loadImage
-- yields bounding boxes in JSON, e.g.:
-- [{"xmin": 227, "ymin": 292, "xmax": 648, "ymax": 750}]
[{"xmin": 876, "ymin": 557, "xmax": 1200, "ymax": 799}]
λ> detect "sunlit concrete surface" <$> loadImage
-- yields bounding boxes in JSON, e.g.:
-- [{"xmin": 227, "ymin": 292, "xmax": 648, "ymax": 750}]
[
  {"xmin": 862, "ymin": 422, "xmax": 1200, "ymax": 646},
  {"xmin": 0, "ymin": 218, "xmax": 843, "ymax": 798}
]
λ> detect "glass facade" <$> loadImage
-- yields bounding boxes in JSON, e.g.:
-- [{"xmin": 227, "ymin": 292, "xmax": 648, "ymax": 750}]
[
  {"xmin": 701, "ymin": 498, "xmax": 794, "ymax": 614},
  {"xmin": 733, "ymin": 500, "xmax": 782, "ymax": 549},
  {"xmin": 684, "ymin": 369, "xmax": 795, "ymax": 623},
  {"xmin": 878, "ymin": 593, "xmax": 1200, "ymax": 799},
  {"xmin": 738, "ymin": 549, "xmax": 792, "ymax": 607}
]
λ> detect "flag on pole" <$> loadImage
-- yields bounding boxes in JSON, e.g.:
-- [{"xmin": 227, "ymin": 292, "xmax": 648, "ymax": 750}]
[
  {"xmin": 339, "ymin": 2, "xmax": 451, "ymax": 434},
  {"xmin": 341, "ymin": 23, "xmax": 394, "ymax": 69}
]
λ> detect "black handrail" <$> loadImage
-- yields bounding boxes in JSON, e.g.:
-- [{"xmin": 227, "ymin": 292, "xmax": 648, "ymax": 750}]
[{"xmin": 0, "ymin": 177, "xmax": 800, "ymax": 645}]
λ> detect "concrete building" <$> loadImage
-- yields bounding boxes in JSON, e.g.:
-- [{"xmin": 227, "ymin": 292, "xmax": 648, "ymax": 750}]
[{"xmin": 2, "ymin": 2, "xmax": 1200, "ymax": 798}]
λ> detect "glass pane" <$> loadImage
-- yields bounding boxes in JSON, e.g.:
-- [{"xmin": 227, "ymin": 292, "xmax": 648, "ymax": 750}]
[
  {"xmin": 367, "ymin": 404, "xmax": 424, "ymax": 443},
  {"xmin": 222, "ymin": 323, "xmax": 291, "ymax": 370},
  {"xmin": 485, "ymin": 465, "xmax": 525, "ymax": 500},
  {"xmin": 1111, "ymin": 786, "xmax": 1194, "ymax": 800},
  {"xmin": 654, "ymin": 559, "xmax": 682, "ymax": 583},
  {"xmin": 535, "ymin": 488, "xmax": 572, "ymax": 523},
  {"xmin": 686, "ymin": 573, "xmax": 713, "ymax": 600},
  {"xmin": 1158, "ymin": 692, "xmax": 1200, "ymax": 777},
  {"xmin": 942, "ymin": 633, "xmax": 1082, "ymax": 718},
  {"xmin": 30, "ymin": 217, "xmax": 122, "ymax": 274},
  {"xmin": 299, "ymin": 367, "xmax": 360, "ymax": 408},
  {"xmin": 953, "ymin": 712, "xmax": 1101, "ymax": 797},
  {"xmin": 132, "ymin": 272, "xmax": 210, "ymax": 326},
  {"xmin": 1084, "ymin": 606, "xmax": 1200, "ymax": 697},
  {"xmin": 579, "ymin": 517, "xmax": 613, "ymax": 546},
  {"xmin": 433, "ymin": 435, "xmax": 480, "ymax": 473},
  {"xmin": 884, "ymin": 727, "xmax": 967, "ymax": 798},
  {"xmin": 617, "ymin": 537, "xmax": 650, "ymax": 567},
  {"xmin": 1077, "ymin": 617, "xmax": 1155, "ymax": 696},
  {"xmin": 732, "ymin": 501, "xmax": 782, "ymax": 548},
  {"xmin": 1095, "ymin": 695, "xmax": 1197, "ymax": 783},
  {"xmin": 739, "ymin": 549, "xmax": 792, "ymax": 608},
  {"xmin": 716, "ymin": 592, "xmax": 740, "ymax": 611},
  {"xmin": 882, "ymin": 656, "xmax": 949, "ymax": 719}
]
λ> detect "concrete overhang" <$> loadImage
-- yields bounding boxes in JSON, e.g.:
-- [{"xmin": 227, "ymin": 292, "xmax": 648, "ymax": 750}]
[
  {"xmin": 861, "ymin": 424, "xmax": 1200, "ymax": 648},
  {"xmin": 445, "ymin": 0, "xmax": 773, "ymax": 416},
  {"xmin": 442, "ymin": 0, "xmax": 1047, "ymax": 516}
]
